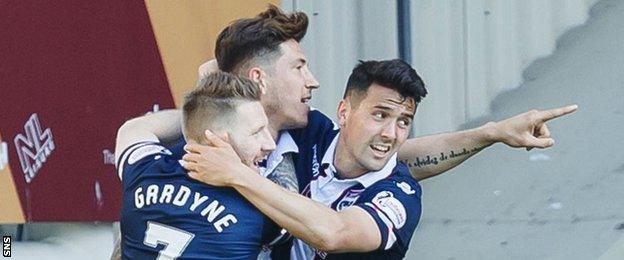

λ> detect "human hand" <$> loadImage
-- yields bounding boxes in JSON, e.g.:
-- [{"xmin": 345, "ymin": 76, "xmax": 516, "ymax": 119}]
[
  {"xmin": 182, "ymin": 129, "xmax": 246, "ymax": 187},
  {"xmin": 198, "ymin": 59, "xmax": 220, "ymax": 79},
  {"xmin": 487, "ymin": 104, "xmax": 578, "ymax": 150}
]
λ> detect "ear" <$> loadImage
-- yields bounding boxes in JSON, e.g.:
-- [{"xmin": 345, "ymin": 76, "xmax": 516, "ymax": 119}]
[
  {"xmin": 337, "ymin": 99, "xmax": 350, "ymax": 126},
  {"xmin": 248, "ymin": 67, "xmax": 268, "ymax": 95}
]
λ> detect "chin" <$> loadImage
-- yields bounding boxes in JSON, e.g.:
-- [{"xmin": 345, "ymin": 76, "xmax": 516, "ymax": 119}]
[
  {"xmin": 289, "ymin": 115, "xmax": 308, "ymax": 129},
  {"xmin": 361, "ymin": 160, "xmax": 386, "ymax": 172}
]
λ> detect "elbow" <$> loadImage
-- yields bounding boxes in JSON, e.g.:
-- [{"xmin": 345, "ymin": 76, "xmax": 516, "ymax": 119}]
[
  {"xmin": 313, "ymin": 222, "xmax": 350, "ymax": 253},
  {"xmin": 117, "ymin": 117, "xmax": 140, "ymax": 135},
  {"xmin": 315, "ymin": 234, "xmax": 342, "ymax": 253}
]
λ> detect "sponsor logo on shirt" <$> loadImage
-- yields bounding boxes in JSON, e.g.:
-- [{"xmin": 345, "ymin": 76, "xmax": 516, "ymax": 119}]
[
  {"xmin": 372, "ymin": 191, "xmax": 407, "ymax": 229},
  {"xmin": 396, "ymin": 181, "xmax": 415, "ymax": 195},
  {"xmin": 128, "ymin": 144, "xmax": 172, "ymax": 165}
]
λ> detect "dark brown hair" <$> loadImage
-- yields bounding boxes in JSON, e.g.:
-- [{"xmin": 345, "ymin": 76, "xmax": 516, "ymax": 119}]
[{"xmin": 215, "ymin": 4, "xmax": 308, "ymax": 73}]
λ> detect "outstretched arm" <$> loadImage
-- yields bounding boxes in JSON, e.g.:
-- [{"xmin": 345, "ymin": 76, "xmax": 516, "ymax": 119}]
[
  {"xmin": 183, "ymin": 131, "xmax": 381, "ymax": 253},
  {"xmin": 399, "ymin": 105, "xmax": 578, "ymax": 180}
]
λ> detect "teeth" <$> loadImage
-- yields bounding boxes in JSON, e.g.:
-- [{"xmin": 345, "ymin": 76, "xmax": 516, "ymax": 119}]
[{"xmin": 371, "ymin": 144, "xmax": 390, "ymax": 152}]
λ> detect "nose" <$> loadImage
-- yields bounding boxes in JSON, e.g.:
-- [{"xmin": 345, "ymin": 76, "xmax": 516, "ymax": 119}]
[
  {"xmin": 380, "ymin": 121, "xmax": 397, "ymax": 141},
  {"xmin": 261, "ymin": 129, "xmax": 276, "ymax": 152},
  {"xmin": 303, "ymin": 67, "xmax": 319, "ymax": 90}
]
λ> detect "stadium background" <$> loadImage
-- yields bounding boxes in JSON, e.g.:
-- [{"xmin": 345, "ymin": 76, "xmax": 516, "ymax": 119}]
[{"xmin": 1, "ymin": 0, "xmax": 623, "ymax": 259}]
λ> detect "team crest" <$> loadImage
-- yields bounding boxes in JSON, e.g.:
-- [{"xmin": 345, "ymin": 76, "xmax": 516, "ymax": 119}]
[{"xmin": 334, "ymin": 188, "xmax": 364, "ymax": 211}]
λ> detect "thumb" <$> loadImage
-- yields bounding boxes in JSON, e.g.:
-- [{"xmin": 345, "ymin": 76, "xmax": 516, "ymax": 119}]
[{"xmin": 528, "ymin": 136, "xmax": 555, "ymax": 149}]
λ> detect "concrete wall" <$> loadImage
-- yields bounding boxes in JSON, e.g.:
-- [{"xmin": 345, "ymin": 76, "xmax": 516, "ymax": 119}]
[{"xmin": 285, "ymin": 0, "xmax": 600, "ymax": 135}]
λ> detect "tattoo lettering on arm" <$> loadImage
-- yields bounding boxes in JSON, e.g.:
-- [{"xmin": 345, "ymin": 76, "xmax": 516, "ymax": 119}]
[
  {"xmin": 400, "ymin": 146, "xmax": 486, "ymax": 169},
  {"xmin": 266, "ymin": 153, "xmax": 299, "ymax": 193}
]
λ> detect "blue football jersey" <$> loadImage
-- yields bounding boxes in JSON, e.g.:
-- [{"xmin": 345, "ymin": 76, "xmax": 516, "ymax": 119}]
[
  {"xmin": 281, "ymin": 110, "xmax": 422, "ymax": 260},
  {"xmin": 323, "ymin": 164, "xmax": 422, "ymax": 259},
  {"xmin": 118, "ymin": 141, "xmax": 278, "ymax": 260}
]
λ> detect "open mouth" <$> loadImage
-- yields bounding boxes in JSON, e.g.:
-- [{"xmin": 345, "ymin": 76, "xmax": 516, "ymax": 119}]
[
  {"xmin": 370, "ymin": 144, "xmax": 391, "ymax": 158},
  {"xmin": 300, "ymin": 96, "xmax": 311, "ymax": 103},
  {"xmin": 252, "ymin": 155, "xmax": 268, "ymax": 168}
]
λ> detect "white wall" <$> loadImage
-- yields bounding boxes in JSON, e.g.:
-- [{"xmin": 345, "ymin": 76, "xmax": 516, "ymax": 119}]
[
  {"xmin": 282, "ymin": 0, "xmax": 398, "ymax": 121},
  {"xmin": 285, "ymin": 0, "xmax": 600, "ymax": 135}
]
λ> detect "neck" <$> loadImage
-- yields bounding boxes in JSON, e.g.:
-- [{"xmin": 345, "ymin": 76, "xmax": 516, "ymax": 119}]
[
  {"xmin": 267, "ymin": 117, "xmax": 282, "ymax": 142},
  {"xmin": 333, "ymin": 135, "xmax": 367, "ymax": 179}
]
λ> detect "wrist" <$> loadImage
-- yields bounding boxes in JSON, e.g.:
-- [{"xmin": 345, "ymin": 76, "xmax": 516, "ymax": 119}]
[
  {"xmin": 478, "ymin": 121, "xmax": 500, "ymax": 145},
  {"xmin": 228, "ymin": 163, "xmax": 256, "ymax": 187}
]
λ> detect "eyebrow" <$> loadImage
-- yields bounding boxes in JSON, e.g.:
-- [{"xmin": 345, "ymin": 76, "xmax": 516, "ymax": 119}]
[
  {"xmin": 373, "ymin": 104, "xmax": 393, "ymax": 111},
  {"xmin": 374, "ymin": 104, "xmax": 415, "ymax": 118},
  {"xmin": 293, "ymin": 57, "xmax": 307, "ymax": 66},
  {"xmin": 402, "ymin": 112, "xmax": 415, "ymax": 119},
  {"xmin": 251, "ymin": 124, "xmax": 264, "ymax": 134}
]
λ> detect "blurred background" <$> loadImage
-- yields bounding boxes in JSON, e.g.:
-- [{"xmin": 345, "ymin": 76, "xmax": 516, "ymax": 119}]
[{"xmin": 1, "ymin": 0, "xmax": 623, "ymax": 259}]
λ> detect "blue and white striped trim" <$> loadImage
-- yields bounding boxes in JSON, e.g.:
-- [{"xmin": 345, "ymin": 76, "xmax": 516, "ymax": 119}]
[{"xmin": 116, "ymin": 141, "xmax": 169, "ymax": 180}]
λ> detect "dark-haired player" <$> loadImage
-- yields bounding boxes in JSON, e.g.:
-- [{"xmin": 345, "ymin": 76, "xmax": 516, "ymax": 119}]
[{"xmin": 185, "ymin": 59, "xmax": 427, "ymax": 259}]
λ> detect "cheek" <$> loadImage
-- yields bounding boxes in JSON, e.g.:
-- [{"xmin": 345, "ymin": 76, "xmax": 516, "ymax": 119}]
[{"xmin": 396, "ymin": 129, "xmax": 410, "ymax": 144}]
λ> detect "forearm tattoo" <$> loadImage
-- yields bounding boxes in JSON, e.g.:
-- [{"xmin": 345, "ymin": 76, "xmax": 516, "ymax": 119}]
[
  {"xmin": 266, "ymin": 152, "xmax": 299, "ymax": 193},
  {"xmin": 401, "ymin": 146, "xmax": 486, "ymax": 169}
]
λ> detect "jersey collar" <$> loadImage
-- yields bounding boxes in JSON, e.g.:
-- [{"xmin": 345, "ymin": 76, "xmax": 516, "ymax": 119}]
[
  {"xmin": 261, "ymin": 131, "xmax": 299, "ymax": 177},
  {"xmin": 319, "ymin": 133, "xmax": 397, "ymax": 188}
]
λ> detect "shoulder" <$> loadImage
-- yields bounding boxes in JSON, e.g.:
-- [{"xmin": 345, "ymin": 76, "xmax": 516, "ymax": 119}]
[
  {"xmin": 117, "ymin": 141, "xmax": 177, "ymax": 182},
  {"xmin": 364, "ymin": 163, "xmax": 421, "ymax": 200},
  {"xmin": 352, "ymin": 163, "xmax": 422, "ymax": 251},
  {"xmin": 356, "ymin": 163, "xmax": 422, "ymax": 230},
  {"xmin": 289, "ymin": 109, "xmax": 339, "ymax": 144}
]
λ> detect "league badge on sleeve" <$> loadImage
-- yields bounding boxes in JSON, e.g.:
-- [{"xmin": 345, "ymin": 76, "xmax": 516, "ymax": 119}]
[{"xmin": 372, "ymin": 191, "xmax": 407, "ymax": 229}]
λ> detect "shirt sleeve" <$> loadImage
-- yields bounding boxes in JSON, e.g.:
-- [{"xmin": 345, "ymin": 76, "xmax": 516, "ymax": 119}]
[
  {"xmin": 354, "ymin": 178, "xmax": 422, "ymax": 251},
  {"xmin": 115, "ymin": 141, "xmax": 173, "ymax": 181}
]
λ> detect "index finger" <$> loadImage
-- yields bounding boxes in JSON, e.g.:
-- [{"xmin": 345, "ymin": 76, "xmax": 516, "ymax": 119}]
[
  {"xmin": 202, "ymin": 129, "xmax": 229, "ymax": 147},
  {"xmin": 538, "ymin": 104, "xmax": 578, "ymax": 122},
  {"xmin": 184, "ymin": 143, "xmax": 212, "ymax": 154}
]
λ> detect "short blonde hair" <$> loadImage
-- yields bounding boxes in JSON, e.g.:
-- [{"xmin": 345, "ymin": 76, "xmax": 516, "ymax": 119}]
[{"xmin": 183, "ymin": 71, "xmax": 261, "ymax": 142}]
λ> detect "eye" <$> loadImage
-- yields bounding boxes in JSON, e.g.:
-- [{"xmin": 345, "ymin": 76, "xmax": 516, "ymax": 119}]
[
  {"xmin": 397, "ymin": 118, "xmax": 411, "ymax": 129},
  {"xmin": 372, "ymin": 111, "xmax": 385, "ymax": 120},
  {"xmin": 252, "ymin": 128, "xmax": 263, "ymax": 136}
]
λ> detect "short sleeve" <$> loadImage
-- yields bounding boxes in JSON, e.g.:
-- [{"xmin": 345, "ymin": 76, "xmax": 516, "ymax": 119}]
[
  {"xmin": 115, "ymin": 141, "xmax": 173, "ymax": 181},
  {"xmin": 355, "ymin": 178, "xmax": 422, "ymax": 251}
]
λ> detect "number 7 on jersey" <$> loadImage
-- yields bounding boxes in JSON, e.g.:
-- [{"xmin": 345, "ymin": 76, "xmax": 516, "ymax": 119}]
[{"xmin": 144, "ymin": 221, "xmax": 195, "ymax": 260}]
